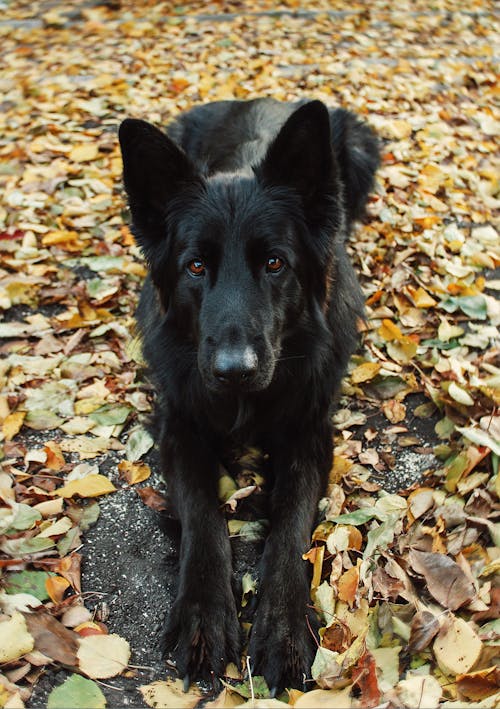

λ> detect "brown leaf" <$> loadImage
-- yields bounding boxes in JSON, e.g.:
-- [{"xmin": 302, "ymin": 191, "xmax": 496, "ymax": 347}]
[
  {"xmin": 408, "ymin": 610, "xmax": 440, "ymax": 653},
  {"xmin": 408, "ymin": 550, "xmax": 476, "ymax": 610},
  {"xmin": 322, "ymin": 620, "xmax": 353, "ymax": 654},
  {"xmin": 24, "ymin": 611, "xmax": 79, "ymax": 666},
  {"xmin": 136, "ymin": 486, "xmax": 168, "ymax": 511},
  {"xmin": 457, "ymin": 667, "xmax": 500, "ymax": 701}
]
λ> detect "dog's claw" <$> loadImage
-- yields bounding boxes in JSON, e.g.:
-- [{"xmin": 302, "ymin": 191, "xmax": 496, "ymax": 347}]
[{"xmin": 183, "ymin": 674, "xmax": 190, "ymax": 693}]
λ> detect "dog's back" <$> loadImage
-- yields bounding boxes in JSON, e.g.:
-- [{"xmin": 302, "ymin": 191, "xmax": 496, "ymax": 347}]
[{"xmin": 168, "ymin": 98, "xmax": 379, "ymax": 225}]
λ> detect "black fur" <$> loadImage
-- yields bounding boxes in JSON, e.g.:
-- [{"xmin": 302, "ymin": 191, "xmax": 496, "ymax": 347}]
[{"xmin": 119, "ymin": 97, "xmax": 379, "ymax": 691}]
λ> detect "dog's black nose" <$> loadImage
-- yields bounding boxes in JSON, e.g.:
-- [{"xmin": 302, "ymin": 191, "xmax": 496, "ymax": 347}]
[{"xmin": 213, "ymin": 347, "xmax": 258, "ymax": 385}]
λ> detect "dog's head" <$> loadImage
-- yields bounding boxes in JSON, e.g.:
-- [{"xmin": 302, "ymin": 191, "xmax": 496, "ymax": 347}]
[{"xmin": 119, "ymin": 101, "xmax": 342, "ymax": 394}]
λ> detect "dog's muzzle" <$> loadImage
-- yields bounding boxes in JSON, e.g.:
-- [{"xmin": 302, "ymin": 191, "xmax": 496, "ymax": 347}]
[{"xmin": 212, "ymin": 346, "xmax": 258, "ymax": 386}]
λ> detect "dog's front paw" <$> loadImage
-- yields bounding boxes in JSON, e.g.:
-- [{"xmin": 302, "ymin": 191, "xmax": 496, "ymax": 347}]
[
  {"xmin": 248, "ymin": 592, "xmax": 317, "ymax": 693},
  {"xmin": 163, "ymin": 590, "xmax": 241, "ymax": 681}
]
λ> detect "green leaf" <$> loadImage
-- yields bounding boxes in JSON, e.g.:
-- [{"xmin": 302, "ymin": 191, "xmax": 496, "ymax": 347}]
[
  {"xmin": 4, "ymin": 570, "xmax": 52, "ymax": 601},
  {"xmin": 4, "ymin": 503, "xmax": 42, "ymax": 532},
  {"xmin": 89, "ymin": 405, "xmax": 131, "ymax": 426},
  {"xmin": 228, "ymin": 676, "xmax": 270, "ymax": 699},
  {"xmin": 47, "ymin": 674, "xmax": 106, "ymax": 709},
  {"xmin": 434, "ymin": 416, "xmax": 455, "ymax": 440},
  {"xmin": 1, "ymin": 537, "xmax": 55, "ymax": 556},
  {"xmin": 440, "ymin": 295, "xmax": 487, "ymax": 319},
  {"xmin": 57, "ymin": 527, "xmax": 81, "ymax": 557},
  {"xmin": 332, "ymin": 508, "xmax": 384, "ymax": 526},
  {"xmin": 126, "ymin": 426, "xmax": 154, "ymax": 462},
  {"xmin": 363, "ymin": 514, "xmax": 398, "ymax": 559},
  {"xmin": 24, "ymin": 409, "xmax": 63, "ymax": 430}
]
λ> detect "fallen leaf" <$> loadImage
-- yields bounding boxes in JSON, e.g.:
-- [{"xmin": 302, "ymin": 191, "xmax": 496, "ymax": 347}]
[
  {"xmin": 457, "ymin": 666, "xmax": 500, "ymax": 701},
  {"xmin": 2, "ymin": 411, "xmax": 26, "ymax": 441},
  {"xmin": 0, "ymin": 612, "xmax": 34, "ymax": 663},
  {"xmin": 396, "ymin": 674, "xmax": 442, "ymax": 709},
  {"xmin": 408, "ymin": 610, "xmax": 440, "ymax": 653},
  {"xmin": 55, "ymin": 474, "xmax": 116, "ymax": 498},
  {"xmin": 140, "ymin": 679, "xmax": 202, "ymax": 708},
  {"xmin": 136, "ymin": 486, "xmax": 168, "ymax": 511},
  {"xmin": 77, "ymin": 633, "xmax": 131, "ymax": 678},
  {"xmin": 294, "ymin": 686, "xmax": 352, "ymax": 708},
  {"xmin": 408, "ymin": 550, "xmax": 476, "ymax": 610},
  {"xmin": 24, "ymin": 611, "xmax": 79, "ymax": 666},
  {"xmin": 118, "ymin": 460, "xmax": 151, "ymax": 485},
  {"xmin": 47, "ymin": 674, "xmax": 106, "ymax": 709},
  {"xmin": 433, "ymin": 617, "xmax": 482, "ymax": 675}
]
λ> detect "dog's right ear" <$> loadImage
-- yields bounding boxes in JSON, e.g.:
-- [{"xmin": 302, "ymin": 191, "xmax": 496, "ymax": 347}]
[{"xmin": 118, "ymin": 119, "xmax": 196, "ymax": 257}]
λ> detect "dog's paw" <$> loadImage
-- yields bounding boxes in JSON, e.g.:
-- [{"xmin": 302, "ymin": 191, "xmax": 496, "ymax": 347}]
[
  {"xmin": 163, "ymin": 592, "xmax": 241, "ymax": 681},
  {"xmin": 248, "ymin": 594, "xmax": 317, "ymax": 692}
]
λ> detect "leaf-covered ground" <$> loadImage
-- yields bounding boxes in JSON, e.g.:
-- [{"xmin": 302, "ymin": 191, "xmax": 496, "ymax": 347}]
[{"xmin": 0, "ymin": 1, "xmax": 499, "ymax": 707}]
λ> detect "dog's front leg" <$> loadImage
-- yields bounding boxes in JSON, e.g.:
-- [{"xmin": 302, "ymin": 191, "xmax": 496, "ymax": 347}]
[
  {"xmin": 248, "ymin": 423, "xmax": 332, "ymax": 692},
  {"xmin": 161, "ymin": 425, "xmax": 241, "ymax": 682}
]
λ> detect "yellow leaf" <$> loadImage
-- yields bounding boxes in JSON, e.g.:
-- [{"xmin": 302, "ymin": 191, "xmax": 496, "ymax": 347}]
[
  {"xmin": 0, "ymin": 612, "xmax": 35, "ymax": 663},
  {"xmin": 118, "ymin": 460, "xmax": 151, "ymax": 485},
  {"xmin": 140, "ymin": 679, "xmax": 202, "ymax": 709},
  {"xmin": 294, "ymin": 687, "xmax": 352, "ymax": 708},
  {"xmin": 351, "ymin": 361, "xmax": 381, "ymax": 383},
  {"xmin": 405, "ymin": 286, "xmax": 437, "ymax": 308},
  {"xmin": 69, "ymin": 143, "xmax": 99, "ymax": 162},
  {"xmin": 55, "ymin": 474, "xmax": 116, "ymax": 499},
  {"xmin": 2, "ymin": 411, "xmax": 25, "ymax": 441},
  {"xmin": 434, "ymin": 617, "xmax": 482, "ymax": 675},
  {"xmin": 77, "ymin": 633, "xmax": 130, "ymax": 679},
  {"xmin": 37, "ymin": 515, "xmax": 73, "ymax": 538},
  {"xmin": 378, "ymin": 319, "xmax": 403, "ymax": 341}
]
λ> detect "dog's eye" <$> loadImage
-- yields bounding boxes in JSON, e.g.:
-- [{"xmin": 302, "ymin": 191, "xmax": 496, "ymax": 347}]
[
  {"xmin": 266, "ymin": 256, "xmax": 284, "ymax": 274},
  {"xmin": 187, "ymin": 259, "xmax": 205, "ymax": 277}
]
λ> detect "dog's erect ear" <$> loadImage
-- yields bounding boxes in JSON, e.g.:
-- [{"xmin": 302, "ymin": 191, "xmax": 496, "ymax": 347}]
[
  {"xmin": 118, "ymin": 118, "xmax": 196, "ymax": 250},
  {"xmin": 259, "ymin": 101, "xmax": 335, "ymax": 212}
]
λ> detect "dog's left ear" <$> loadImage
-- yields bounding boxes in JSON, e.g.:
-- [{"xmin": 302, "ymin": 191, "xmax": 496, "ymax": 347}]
[
  {"xmin": 118, "ymin": 118, "xmax": 197, "ymax": 257},
  {"xmin": 259, "ymin": 101, "xmax": 335, "ymax": 214}
]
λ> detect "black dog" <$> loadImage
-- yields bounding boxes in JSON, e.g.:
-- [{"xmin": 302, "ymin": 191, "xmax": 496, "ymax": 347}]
[{"xmin": 118, "ymin": 98, "xmax": 379, "ymax": 691}]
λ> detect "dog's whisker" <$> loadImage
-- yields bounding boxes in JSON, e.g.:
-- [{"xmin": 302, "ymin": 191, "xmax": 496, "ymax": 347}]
[{"xmin": 276, "ymin": 355, "xmax": 308, "ymax": 362}]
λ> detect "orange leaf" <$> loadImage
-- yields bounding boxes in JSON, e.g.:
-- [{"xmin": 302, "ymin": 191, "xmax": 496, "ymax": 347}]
[
  {"xmin": 46, "ymin": 575, "xmax": 70, "ymax": 604},
  {"xmin": 338, "ymin": 565, "xmax": 359, "ymax": 607},
  {"xmin": 44, "ymin": 441, "xmax": 66, "ymax": 471}
]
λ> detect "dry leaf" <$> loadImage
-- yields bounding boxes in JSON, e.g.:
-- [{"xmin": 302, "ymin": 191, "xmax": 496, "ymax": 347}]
[
  {"xmin": 24, "ymin": 611, "xmax": 79, "ymax": 666},
  {"xmin": 433, "ymin": 617, "xmax": 482, "ymax": 675},
  {"xmin": 77, "ymin": 634, "xmax": 130, "ymax": 679},
  {"xmin": 140, "ymin": 679, "xmax": 202, "ymax": 708},
  {"xmin": 0, "ymin": 612, "xmax": 34, "ymax": 663},
  {"xmin": 408, "ymin": 550, "xmax": 476, "ymax": 610},
  {"xmin": 55, "ymin": 474, "xmax": 116, "ymax": 499}
]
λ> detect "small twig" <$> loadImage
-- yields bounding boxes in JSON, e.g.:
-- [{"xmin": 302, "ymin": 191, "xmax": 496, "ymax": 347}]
[
  {"xmin": 305, "ymin": 612, "xmax": 321, "ymax": 649},
  {"xmin": 96, "ymin": 680, "xmax": 124, "ymax": 691},
  {"xmin": 246, "ymin": 655, "xmax": 255, "ymax": 704}
]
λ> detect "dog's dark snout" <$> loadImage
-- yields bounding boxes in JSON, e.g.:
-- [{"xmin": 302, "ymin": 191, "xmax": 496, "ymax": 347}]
[{"xmin": 213, "ymin": 346, "xmax": 258, "ymax": 385}]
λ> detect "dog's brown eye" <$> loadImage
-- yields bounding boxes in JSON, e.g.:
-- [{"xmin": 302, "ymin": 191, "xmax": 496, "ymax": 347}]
[
  {"xmin": 188, "ymin": 259, "xmax": 205, "ymax": 276},
  {"xmin": 266, "ymin": 256, "xmax": 284, "ymax": 274}
]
